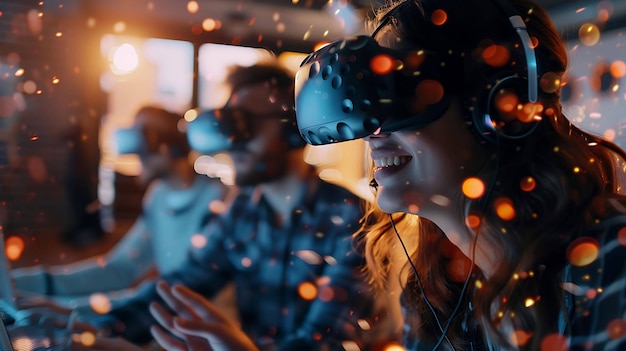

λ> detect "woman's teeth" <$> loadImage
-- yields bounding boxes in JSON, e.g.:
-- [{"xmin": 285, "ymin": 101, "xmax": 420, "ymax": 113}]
[{"xmin": 374, "ymin": 156, "xmax": 411, "ymax": 168}]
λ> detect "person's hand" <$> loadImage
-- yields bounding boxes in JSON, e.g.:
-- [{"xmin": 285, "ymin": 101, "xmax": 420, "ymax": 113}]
[{"xmin": 149, "ymin": 281, "xmax": 259, "ymax": 351}]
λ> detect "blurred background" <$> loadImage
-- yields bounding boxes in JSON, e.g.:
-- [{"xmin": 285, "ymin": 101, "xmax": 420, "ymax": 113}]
[{"xmin": 0, "ymin": 0, "xmax": 625, "ymax": 267}]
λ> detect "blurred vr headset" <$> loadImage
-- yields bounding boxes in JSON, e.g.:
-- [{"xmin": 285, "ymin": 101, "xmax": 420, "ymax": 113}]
[
  {"xmin": 114, "ymin": 127, "xmax": 147, "ymax": 155},
  {"xmin": 294, "ymin": 35, "xmax": 452, "ymax": 145},
  {"xmin": 188, "ymin": 107, "xmax": 303, "ymax": 154}
]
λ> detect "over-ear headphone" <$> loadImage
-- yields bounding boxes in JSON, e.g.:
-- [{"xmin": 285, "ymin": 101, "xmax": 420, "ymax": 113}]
[
  {"xmin": 466, "ymin": 0, "xmax": 541, "ymax": 144},
  {"xmin": 294, "ymin": 0, "xmax": 541, "ymax": 146}
]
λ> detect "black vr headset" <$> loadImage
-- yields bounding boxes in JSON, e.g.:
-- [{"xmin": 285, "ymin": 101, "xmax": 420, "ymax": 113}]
[
  {"xmin": 294, "ymin": 1, "xmax": 539, "ymax": 146},
  {"xmin": 294, "ymin": 35, "xmax": 453, "ymax": 146},
  {"xmin": 187, "ymin": 107, "xmax": 303, "ymax": 154}
]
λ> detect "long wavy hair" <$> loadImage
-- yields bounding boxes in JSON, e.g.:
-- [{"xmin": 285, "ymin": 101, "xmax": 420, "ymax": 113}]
[{"xmin": 358, "ymin": 0, "xmax": 626, "ymax": 349}]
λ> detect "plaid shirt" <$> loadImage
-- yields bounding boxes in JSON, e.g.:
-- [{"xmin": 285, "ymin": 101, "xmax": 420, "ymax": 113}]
[{"xmin": 105, "ymin": 178, "xmax": 376, "ymax": 350}]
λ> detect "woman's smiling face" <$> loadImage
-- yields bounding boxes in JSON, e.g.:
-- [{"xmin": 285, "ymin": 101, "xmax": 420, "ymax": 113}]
[{"xmin": 367, "ymin": 99, "xmax": 489, "ymax": 216}]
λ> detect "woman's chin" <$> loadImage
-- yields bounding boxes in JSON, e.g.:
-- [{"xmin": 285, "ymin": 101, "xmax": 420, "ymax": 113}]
[{"xmin": 375, "ymin": 190, "xmax": 404, "ymax": 214}]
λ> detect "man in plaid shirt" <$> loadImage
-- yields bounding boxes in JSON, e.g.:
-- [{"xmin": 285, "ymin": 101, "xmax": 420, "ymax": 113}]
[{"xmin": 90, "ymin": 61, "xmax": 393, "ymax": 351}]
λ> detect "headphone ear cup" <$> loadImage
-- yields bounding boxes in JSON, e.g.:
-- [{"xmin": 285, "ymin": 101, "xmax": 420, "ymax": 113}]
[{"xmin": 470, "ymin": 75, "xmax": 540, "ymax": 144}]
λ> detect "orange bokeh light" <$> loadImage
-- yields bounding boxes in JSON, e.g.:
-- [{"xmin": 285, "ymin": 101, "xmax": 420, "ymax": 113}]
[
  {"xmin": 462, "ymin": 177, "xmax": 485, "ymax": 199},
  {"xmin": 566, "ymin": 237, "xmax": 599, "ymax": 267},
  {"xmin": 298, "ymin": 282, "xmax": 317, "ymax": 300},
  {"xmin": 520, "ymin": 176, "xmax": 536, "ymax": 192},
  {"xmin": 5, "ymin": 236, "xmax": 24, "ymax": 261},
  {"xmin": 495, "ymin": 197, "xmax": 516, "ymax": 221},
  {"xmin": 370, "ymin": 54, "xmax": 395, "ymax": 75},
  {"xmin": 431, "ymin": 9, "xmax": 447, "ymax": 26},
  {"xmin": 482, "ymin": 45, "xmax": 510, "ymax": 67}
]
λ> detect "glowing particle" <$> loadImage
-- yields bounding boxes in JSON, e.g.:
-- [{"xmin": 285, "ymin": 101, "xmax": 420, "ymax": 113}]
[
  {"xmin": 190, "ymin": 234, "xmax": 207, "ymax": 248},
  {"xmin": 187, "ymin": 1, "xmax": 199, "ymax": 14},
  {"xmin": 462, "ymin": 177, "xmax": 485, "ymax": 199},
  {"xmin": 52, "ymin": 76, "xmax": 60, "ymax": 84},
  {"xmin": 357, "ymin": 319, "xmax": 371, "ymax": 330},
  {"xmin": 370, "ymin": 54, "xmax": 395, "ymax": 75},
  {"xmin": 15, "ymin": 68, "xmax": 24, "ymax": 77},
  {"xmin": 89, "ymin": 293, "xmax": 112, "ymax": 314},
  {"xmin": 202, "ymin": 18, "xmax": 218, "ymax": 32},
  {"xmin": 475, "ymin": 280, "xmax": 483, "ymax": 289},
  {"xmin": 524, "ymin": 298, "xmax": 535, "ymax": 307},
  {"xmin": 5, "ymin": 236, "xmax": 24, "ymax": 261},
  {"xmin": 383, "ymin": 343, "xmax": 405, "ymax": 351},
  {"xmin": 55, "ymin": 32, "xmax": 62, "ymax": 37},
  {"xmin": 510, "ymin": 330, "xmax": 532, "ymax": 347},
  {"xmin": 341, "ymin": 340, "xmax": 361, "ymax": 351},
  {"xmin": 495, "ymin": 197, "xmax": 516, "ymax": 221},
  {"xmin": 520, "ymin": 176, "xmax": 536, "ymax": 192},
  {"xmin": 415, "ymin": 80, "xmax": 444, "ymax": 106},
  {"xmin": 540, "ymin": 72, "xmax": 561, "ymax": 93},
  {"xmin": 113, "ymin": 21, "xmax": 126, "ymax": 33},
  {"xmin": 606, "ymin": 319, "xmax": 626, "ymax": 340},
  {"xmin": 241, "ymin": 257, "xmax": 252, "ymax": 267},
  {"xmin": 566, "ymin": 237, "xmax": 599, "ymax": 267},
  {"xmin": 296, "ymin": 250, "xmax": 323, "ymax": 265},
  {"xmin": 482, "ymin": 45, "xmax": 510, "ymax": 67},
  {"xmin": 604, "ymin": 129, "xmax": 616, "ymax": 141},
  {"xmin": 540, "ymin": 333, "xmax": 568, "ymax": 351},
  {"xmin": 586, "ymin": 288, "xmax": 597, "ymax": 299},
  {"xmin": 79, "ymin": 331, "xmax": 96, "ymax": 346},
  {"xmin": 23, "ymin": 80, "xmax": 37, "ymax": 94},
  {"xmin": 319, "ymin": 286, "xmax": 334, "ymax": 301},
  {"xmin": 431, "ymin": 9, "xmax": 447, "ymax": 26},
  {"xmin": 298, "ymin": 282, "xmax": 317, "ymax": 300},
  {"xmin": 578, "ymin": 23, "xmax": 601, "ymax": 46},
  {"xmin": 611, "ymin": 61, "xmax": 626, "ymax": 78},
  {"xmin": 466, "ymin": 214, "xmax": 481, "ymax": 229}
]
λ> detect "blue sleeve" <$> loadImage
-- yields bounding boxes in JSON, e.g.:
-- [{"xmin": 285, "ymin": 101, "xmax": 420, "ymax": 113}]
[{"xmin": 101, "ymin": 213, "xmax": 237, "ymax": 344}]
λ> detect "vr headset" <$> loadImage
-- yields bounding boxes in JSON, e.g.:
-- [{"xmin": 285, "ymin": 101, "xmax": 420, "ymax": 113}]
[
  {"xmin": 188, "ymin": 106, "xmax": 304, "ymax": 154},
  {"xmin": 113, "ymin": 127, "xmax": 147, "ymax": 155},
  {"xmin": 294, "ymin": 35, "xmax": 453, "ymax": 146}
]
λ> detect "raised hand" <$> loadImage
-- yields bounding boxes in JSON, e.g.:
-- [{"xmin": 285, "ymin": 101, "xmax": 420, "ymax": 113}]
[{"xmin": 150, "ymin": 281, "xmax": 259, "ymax": 351}]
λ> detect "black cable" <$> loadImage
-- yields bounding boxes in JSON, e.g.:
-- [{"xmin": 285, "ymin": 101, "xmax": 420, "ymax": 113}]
[{"xmin": 390, "ymin": 130, "xmax": 502, "ymax": 351}]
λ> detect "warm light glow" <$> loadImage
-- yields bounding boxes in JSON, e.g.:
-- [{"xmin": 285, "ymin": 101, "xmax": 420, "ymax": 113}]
[
  {"xmin": 370, "ymin": 54, "xmax": 395, "ymax": 75},
  {"xmin": 495, "ymin": 197, "xmax": 516, "ymax": 221},
  {"xmin": 578, "ymin": 23, "xmax": 601, "ymax": 46},
  {"xmin": 298, "ymin": 282, "xmax": 318, "ymax": 300},
  {"xmin": 89, "ymin": 293, "xmax": 112, "ymax": 314},
  {"xmin": 567, "ymin": 238, "xmax": 599, "ymax": 266},
  {"xmin": 462, "ymin": 177, "xmax": 485, "ymax": 199},
  {"xmin": 5, "ymin": 236, "xmax": 25, "ymax": 261},
  {"xmin": 190, "ymin": 234, "xmax": 207, "ymax": 248},
  {"xmin": 110, "ymin": 43, "xmax": 139, "ymax": 75}
]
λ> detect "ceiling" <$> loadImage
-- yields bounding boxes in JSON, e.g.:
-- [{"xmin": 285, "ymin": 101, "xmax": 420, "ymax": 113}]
[{"xmin": 34, "ymin": 0, "xmax": 626, "ymax": 53}]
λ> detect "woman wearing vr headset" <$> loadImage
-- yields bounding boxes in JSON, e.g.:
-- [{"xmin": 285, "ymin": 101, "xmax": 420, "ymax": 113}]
[
  {"xmin": 314, "ymin": 0, "xmax": 626, "ymax": 350},
  {"xmin": 155, "ymin": 0, "xmax": 626, "ymax": 350}
]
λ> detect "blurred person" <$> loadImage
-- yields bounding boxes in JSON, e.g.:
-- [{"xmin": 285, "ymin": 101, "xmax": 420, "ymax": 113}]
[
  {"xmin": 11, "ymin": 106, "xmax": 231, "ymax": 312},
  {"xmin": 83, "ymin": 61, "xmax": 394, "ymax": 351}
]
